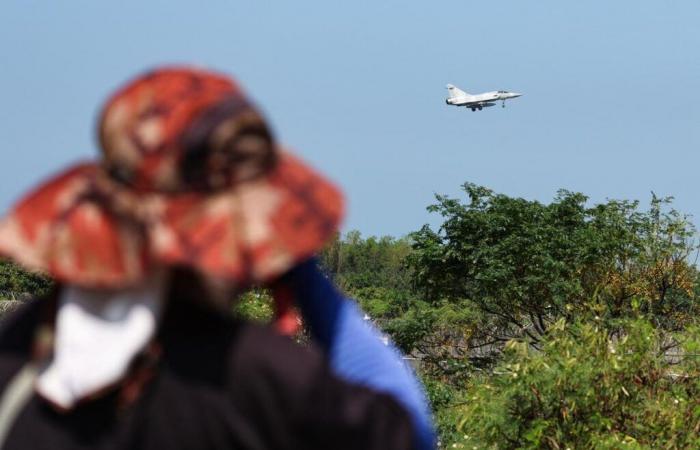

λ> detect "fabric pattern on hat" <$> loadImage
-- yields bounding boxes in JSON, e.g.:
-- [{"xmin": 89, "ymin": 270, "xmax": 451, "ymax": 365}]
[
  {"xmin": 0, "ymin": 67, "xmax": 343, "ymax": 289},
  {"xmin": 0, "ymin": 153, "xmax": 341, "ymax": 288},
  {"xmin": 98, "ymin": 68, "xmax": 245, "ymax": 193}
]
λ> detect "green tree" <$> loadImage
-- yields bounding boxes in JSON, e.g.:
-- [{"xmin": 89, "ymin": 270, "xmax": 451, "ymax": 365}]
[
  {"xmin": 320, "ymin": 231, "xmax": 414, "ymax": 293},
  {"xmin": 408, "ymin": 184, "xmax": 698, "ymax": 348}
]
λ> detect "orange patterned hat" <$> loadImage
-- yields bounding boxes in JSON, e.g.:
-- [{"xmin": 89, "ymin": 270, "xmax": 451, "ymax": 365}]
[{"xmin": 0, "ymin": 67, "xmax": 344, "ymax": 289}]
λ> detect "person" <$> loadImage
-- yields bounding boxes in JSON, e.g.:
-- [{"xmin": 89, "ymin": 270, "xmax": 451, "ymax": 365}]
[{"xmin": 0, "ymin": 67, "xmax": 435, "ymax": 449}]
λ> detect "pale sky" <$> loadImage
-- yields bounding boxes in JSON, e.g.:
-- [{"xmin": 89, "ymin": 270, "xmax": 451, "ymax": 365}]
[{"xmin": 1, "ymin": 1, "xmax": 699, "ymax": 236}]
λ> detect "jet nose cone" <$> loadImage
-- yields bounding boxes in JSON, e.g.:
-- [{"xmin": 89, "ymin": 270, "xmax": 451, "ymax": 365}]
[{"xmin": 511, "ymin": 92, "xmax": 522, "ymax": 98}]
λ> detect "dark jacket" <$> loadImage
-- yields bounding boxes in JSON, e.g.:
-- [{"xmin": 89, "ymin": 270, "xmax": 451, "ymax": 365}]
[{"xmin": 0, "ymin": 294, "xmax": 415, "ymax": 450}]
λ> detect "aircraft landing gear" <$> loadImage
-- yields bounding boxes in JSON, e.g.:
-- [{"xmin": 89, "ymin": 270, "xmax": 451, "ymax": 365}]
[
  {"xmin": 502, "ymin": 100, "xmax": 506, "ymax": 108},
  {"xmin": 471, "ymin": 107, "xmax": 476, "ymax": 112},
  {"xmin": 478, "ymin": 106, "xmax": 483, "ymax": 111}
]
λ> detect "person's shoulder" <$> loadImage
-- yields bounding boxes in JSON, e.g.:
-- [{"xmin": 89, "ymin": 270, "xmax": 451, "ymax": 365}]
[
  {"xmin": 229, "ymin": 323, "xmax": 419, "ymax": 450},
  {"xmin": 231, "ymin": 323, "xmax": 323, "ymax": 382},
  {"xmin": 158, "ymin": 299, "xmax": 320, "ymax": 388},
  {"xmin": 0, "ymin": 298, "xmax": 43, "ymax": 355},
  {"xmin": 0, "ymin": 298, "xmax": 44, "ymax": 388}
]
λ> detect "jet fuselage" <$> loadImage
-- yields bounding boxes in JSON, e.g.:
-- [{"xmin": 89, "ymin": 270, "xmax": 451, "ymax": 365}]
[{"xmin": 446, "ymin": 84, "xmax": 522, "ymax": 111}]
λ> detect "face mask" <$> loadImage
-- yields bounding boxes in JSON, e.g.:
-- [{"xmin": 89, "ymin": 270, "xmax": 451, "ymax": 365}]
[{"xmin": 35, "ymin": 275, "xmax": 165, "ymax": 410}]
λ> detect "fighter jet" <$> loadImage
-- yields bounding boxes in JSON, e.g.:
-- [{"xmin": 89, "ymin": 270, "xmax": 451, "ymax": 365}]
[{"xmin": 445, "ymin": 84, "xmax": 522, "ymax": 111}]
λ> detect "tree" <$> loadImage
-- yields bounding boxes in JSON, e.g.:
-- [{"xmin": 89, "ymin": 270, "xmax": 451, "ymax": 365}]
[
  {"xmin": 319, "ymin": 231, "xmax": 414, "ymax": 293},
  {"xmin": 408, "ymin": 184, "xmax": 699, "ymax": 348}
]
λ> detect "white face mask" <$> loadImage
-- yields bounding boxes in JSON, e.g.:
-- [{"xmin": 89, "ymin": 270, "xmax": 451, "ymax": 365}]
[{"xmin": 35, "ymin": 275, "xmax": 165, "ymax": 410}]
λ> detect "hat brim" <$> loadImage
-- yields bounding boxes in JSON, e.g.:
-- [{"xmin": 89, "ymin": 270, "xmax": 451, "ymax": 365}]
[{"xmin": 0, "ymin": 152, "xmax": 343, "ymax": 288}]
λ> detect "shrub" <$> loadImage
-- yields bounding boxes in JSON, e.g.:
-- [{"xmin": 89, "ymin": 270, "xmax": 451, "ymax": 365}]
[
  {"xmin": 233, "ymin": 289, "xmax": 275, "ymax": 323},
  {"xmin": 458, "ymin": 317, "xmax": 700, "ymax": 449},
  {"xmin": 0, "ymin": 260, "xmax": 52, "ymax": 300}
]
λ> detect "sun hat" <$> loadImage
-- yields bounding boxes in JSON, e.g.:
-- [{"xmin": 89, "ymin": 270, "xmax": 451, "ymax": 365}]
[{"xmin": 0, "ymin": 67, "xmax": 343, "ymax": 290}]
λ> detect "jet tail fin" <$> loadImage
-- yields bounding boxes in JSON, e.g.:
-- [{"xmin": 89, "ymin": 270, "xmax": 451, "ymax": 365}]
[{"xmin": 446, "ymin": 84, "xmax": 470, "ymax": 98}]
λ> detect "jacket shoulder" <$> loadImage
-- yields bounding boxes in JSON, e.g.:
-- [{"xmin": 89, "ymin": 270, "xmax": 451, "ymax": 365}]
[{"xmin": 0, "ymin": 298, "xmax": 43, "ymax": 356}]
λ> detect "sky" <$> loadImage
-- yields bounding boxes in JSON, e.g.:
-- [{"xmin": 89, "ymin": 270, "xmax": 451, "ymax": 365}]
[{"xmin": 1, "ymin": 1, "xmax": 699, "ymax": 237}]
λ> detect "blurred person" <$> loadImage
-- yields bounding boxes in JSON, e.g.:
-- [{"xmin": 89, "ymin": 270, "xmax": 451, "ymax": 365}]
[{"xmin": 0, "ymin": 67, "xmax": 435, "ymax": 449}]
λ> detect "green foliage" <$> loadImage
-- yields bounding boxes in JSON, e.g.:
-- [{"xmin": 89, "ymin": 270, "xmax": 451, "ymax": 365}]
[
  {"xmin": 421, "ymin": 376, "xmax": 469, "ymax": 446},
  {"xmin": 409, "ymin": 184, "xmax": 699, "ymax": 347},
  {"xmin": 458, "ymin": 317, "xmax": 700, "ymax": 449},
  {"xmin": 320, "ymin": 231, "xmax": 414, "ymax": 292},
  {"xmin": 0, "ymin": 259, "xmax": 52, "ymax": 300},
  {"xmin": 232, "ymin": 289, "xmax": 275, "ymax": 323},
  {"xmin": 321, "ymin": 232, "xmax": 489, "ymax": 381}
]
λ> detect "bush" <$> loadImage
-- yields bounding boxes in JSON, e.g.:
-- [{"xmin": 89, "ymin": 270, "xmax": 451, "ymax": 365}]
[
  {"xmin": 232, "ymin": 289, "xmax": 275, "ymax": 323},
  {"xmin": 458, "ymin": 317, "xmax": 700, "ymax": 449},
  {"xmin": 0, "ymin": 260, "xmax": 52, "ymax": 300}
]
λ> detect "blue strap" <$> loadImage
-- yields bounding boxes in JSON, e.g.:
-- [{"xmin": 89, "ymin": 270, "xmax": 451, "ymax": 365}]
[{"xmin": 281, "ymin": 259, "xmax": 436, "ymax": 450}]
